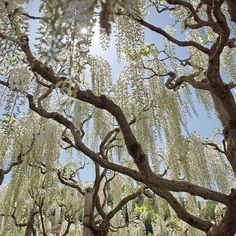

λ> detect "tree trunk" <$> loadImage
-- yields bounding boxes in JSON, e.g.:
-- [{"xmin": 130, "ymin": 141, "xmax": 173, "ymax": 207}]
[
  {"xmin": 25, "ymin": 209, "xmax": 38, "ymax": 236},
  {"xmin": 83, "ymin": 188, "xmax": 95, "ymax": 236},
  {"xmin": 206, "ymin": 58, "xmax": 236, "ymax": 235}
]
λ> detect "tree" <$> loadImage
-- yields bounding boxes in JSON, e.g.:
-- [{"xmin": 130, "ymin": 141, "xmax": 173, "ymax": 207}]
[{"xmin": 0, "ymin": 0, "xmax": 236, "ymax": 235}]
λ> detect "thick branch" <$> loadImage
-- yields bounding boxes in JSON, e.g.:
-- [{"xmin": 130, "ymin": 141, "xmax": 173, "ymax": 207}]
[
  {"xmin": 57, "ymin": 170, "xmax": 85, "ymax": 195},
  {"xmin": 165, "ymin": 73, "xmax": 210, "ymax": 91},
  {"xmin": 136, "ymin": 18, "xmax": 210, "ymax": 54},
  {"xmin": 153, "ymin": 188, "xmax": 213, "ymax": 232},
  {"xmin": 0, "ymin": 70, "xmax": 230, "ymax": 207},
  {"xmin": 0, "ymin": 37, "xmax": 228, "ymax": 220},
  {"xmin": 99, "ymin": 187, "xmax": 144, "ymax": 230},
  {"xmin": 207, "ymin": 189, "xmax": 236, "ymax": 236}
]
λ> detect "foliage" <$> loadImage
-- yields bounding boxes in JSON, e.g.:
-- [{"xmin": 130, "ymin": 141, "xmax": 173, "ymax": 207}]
[{"xmin": 0, "ymin": 0, "xmax": 236, "ymax": 235}]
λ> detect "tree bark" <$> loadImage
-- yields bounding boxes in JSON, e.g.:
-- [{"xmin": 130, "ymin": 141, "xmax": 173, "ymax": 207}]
[
  {"xmin": 226, "ymin": 0, "xmax": 236, "ymax": 23},
  {"xmin": 206, "ymin": 189, "xmax": 236, "ymax": 236},
  {"xmin": 83, "ymin": 188, "xmax": 95, "ymax": 236},
  {"xmin": 25, "ymin": 209, "xmax": 38, "ymax": 236},
  {"xmin": 0, "ymin": 169, "xmax": 4, "ymax": 186}
]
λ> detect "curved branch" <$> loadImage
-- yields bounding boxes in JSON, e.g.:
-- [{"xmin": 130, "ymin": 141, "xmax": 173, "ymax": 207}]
[
  {"xmin": 209, "ymin": 0, "xmax": 230, "ymax": 61},
  {"xmin": 152, "ymin": 188, "xmax": 213, "ymax": 232},
  {"xmin": 165, "ymin": 73, "xmax": 210, "ymax": 91},
  {"xmin": 99, "ymin": 187, "xmax": 145, "ymax": 230},
  {"xmin": 0, "ymin": 33, "xmax": 229, "ymax": 211},
  {"xmin": 136, "ymin": 18, "xmax": 210, "ymax": 54},
  {"xmin": 166, "ymin": 0, "xmax": 213, "ymax": 28},
  {"xmin": 57, "ymin": 170, "xmax": 85, "ymax": 196},
  {"xmin": 1, "ymin": 76, "xmax": 230, "ymax": 207}
]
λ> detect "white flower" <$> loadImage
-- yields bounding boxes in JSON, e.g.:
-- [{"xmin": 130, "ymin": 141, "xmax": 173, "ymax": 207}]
[{"xmin": 8, "ymin": 67, "xmax": 32, "ymax": 92}]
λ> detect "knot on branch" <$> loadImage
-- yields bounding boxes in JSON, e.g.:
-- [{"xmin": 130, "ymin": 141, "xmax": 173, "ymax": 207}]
[
  {"xmin": 143, "ymin": 189, "xmax": 155, "ymax": 198},
  {"xmin": 165, "ymin": 72, "xmax": 209, "ymax": 91},
  {"xmin": 223, "ymin": 120, "xmax": 236, "ymax": 139},
  {"xmin": 165, "ymin": 73, "xmax": 185, "ymax": 91},
  {"xmin": 227, "ymin": 38, "xmax": 236, "ymax": 48},
  {"xmin": 85, "ymin": 187, "xmax": 94, "ymax": 194},
  {"xmin": 128, "ymin": 143, "xmax": 146, "ymax": 164}
]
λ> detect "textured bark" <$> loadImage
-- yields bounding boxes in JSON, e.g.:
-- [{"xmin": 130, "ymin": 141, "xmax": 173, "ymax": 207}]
[
  {"xmin": 24, "ymin": 210, "xmax": 38, "ymax": 236},
  {"xmin": 206, "ymin": 189, "xmax": 236, "ymax": 236},
  {"xmin": 83, "ymin": 188, "xmax": 95, "ymax": 236},
  {"xmin": 211, "ymin": 91, "xmax": 236, "ymax": 174},
  {"xmin": 225, "ymin": 128, "xmax": 236, "ymax": 174},
  {"xmin": 226, "ymin": 0, "xmax": 236, "ymax": 23},
  {"xmin": 205, "ymin": 21, "xmax": 236, "ymax": 235}
]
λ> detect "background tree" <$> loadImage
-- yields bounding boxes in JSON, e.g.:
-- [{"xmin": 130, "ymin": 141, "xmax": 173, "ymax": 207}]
[{"xmin": 0, "ymin": 0, "xmax": 236, "ymax": 235}]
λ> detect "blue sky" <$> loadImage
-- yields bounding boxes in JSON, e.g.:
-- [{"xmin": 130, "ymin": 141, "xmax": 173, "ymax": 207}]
[{"xmin": 4, "ymin": 0, "xmax": 220, "ymax": 183}]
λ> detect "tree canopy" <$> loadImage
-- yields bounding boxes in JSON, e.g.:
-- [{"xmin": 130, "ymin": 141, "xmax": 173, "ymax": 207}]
[{"xmin": 0, "ymin": 0, "xmax": 236, "ymax": 235}]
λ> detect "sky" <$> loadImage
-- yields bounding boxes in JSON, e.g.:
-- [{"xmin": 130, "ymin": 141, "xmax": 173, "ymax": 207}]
[
  {"xmin": 25, "ymin": 0, "xmax": 220, "ymax": 139},
  {"xmin": 1, "ymin": 0, "xmax": 222, "ymax": 184}
]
